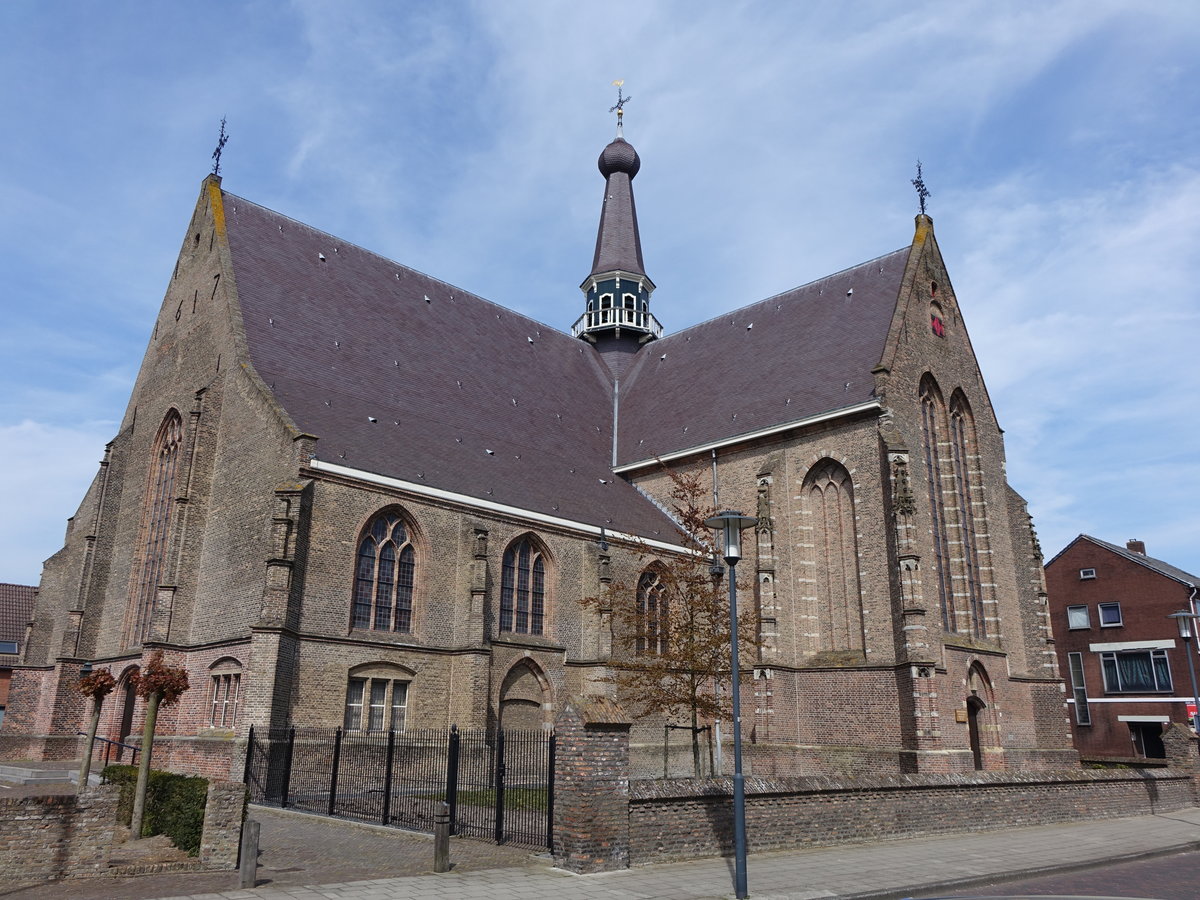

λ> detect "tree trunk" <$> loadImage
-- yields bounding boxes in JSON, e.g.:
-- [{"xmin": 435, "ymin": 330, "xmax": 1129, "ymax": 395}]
[
  {"xmin": 77, "ymin": 695, "xmax": 103, "ymax": 787},
  {"xmin": 691, "ymin": 701, "xmax": 701, "ymax": 777},
  {"xmin": 129, "ymin": 690, "xmax": 161, "ymax": 838}
]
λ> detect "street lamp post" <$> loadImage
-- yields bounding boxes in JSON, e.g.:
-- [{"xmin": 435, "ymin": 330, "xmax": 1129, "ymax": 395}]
[
  {"xmin": 1168, "ymin": 611, "xmax": 1200, "ymax": 733},
  {"xmin": 705, "ymin": 509, "xmax": 756, "ymax": 900}
]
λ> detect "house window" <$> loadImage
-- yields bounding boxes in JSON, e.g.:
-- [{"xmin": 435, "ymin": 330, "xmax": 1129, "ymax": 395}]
[
  {"xmin": 1067, "ymin": 652, "xmax": 1090, "ymax": 725},
  {"xmin": 1066, "ymin": 606, "xmax": 1090, "ymax": 629},
  {"xmin": 500, "ymin": 537, "xmax": 545, "ymax": 635},
  {"xmin": 1079, "ymin": 568, "xmax": 1096, "ymax": 580},
  {"xmin": 0, "ymin": 641, "xmax": 17, "ymax": 654},
  {"xmin": 1100, "ymin": 650, "xmax": 1172, "ymax": 693},
  {"xmin": 344, "ymin": 677, "xmax": 408, "ymax": 733},
  {"xmin": 1098, "ymin": 602, "xmax": 1122, "ymax": 627},
  {"xmin": 636, "ymin": 568, "xmax": 668, "ymax": 655},
  {"xmin": 352, "ymin": 511, "xmax": 416, "ymax": 633},
  {"xmin": 209, "ymin": 672, "xmax": 241, "ymax": 728}
]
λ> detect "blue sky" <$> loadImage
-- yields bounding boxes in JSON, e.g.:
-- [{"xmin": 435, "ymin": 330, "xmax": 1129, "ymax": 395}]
[{"xmin": 2, "ymin": 1, "xmax": 1199, "ymax": 584}]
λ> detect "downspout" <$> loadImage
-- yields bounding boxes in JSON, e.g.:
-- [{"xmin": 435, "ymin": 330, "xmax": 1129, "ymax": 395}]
[
  {"xmin": 711, "ymin": 448, "xmax": 720, "ymax": 508},
  {"xmin": 611, "ymin": 380, "xmax": 620, "ymax": 468}
]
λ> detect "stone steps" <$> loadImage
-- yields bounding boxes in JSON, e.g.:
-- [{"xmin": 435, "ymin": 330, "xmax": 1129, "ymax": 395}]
[{"xmin": 0, "ymin": 763, "xmax": 78, "ymax": 784}]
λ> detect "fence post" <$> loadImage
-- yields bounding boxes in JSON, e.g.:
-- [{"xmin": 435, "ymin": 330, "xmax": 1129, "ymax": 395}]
[
  {"xmin": 280, "ymin": 726, "xmax": 296, "ymax": 809},
  {"xmin": 382, "ymin": 729, "xmax": 396, "ymax": 825},
  {"xmin": 493, "ymin": 728, "xmax": 506, "ymax": 844},
  {"xmin": 445, "ymin": 725, "xmax": 460, "ymax": 836},
  {"xmin": 546, "ymin": 731, "xmax": 556, "ymax": 850},
  {"xmin": 327, "ymin": 727, "xmax": 343, "ymax": 817},
  {"xmin": 243, "ymin": 724, "xmax": 255, "ymax": 788}
]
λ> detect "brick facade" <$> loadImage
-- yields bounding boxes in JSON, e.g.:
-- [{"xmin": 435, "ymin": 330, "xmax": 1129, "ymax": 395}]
[{"xmin": 3, "ymin": 159, "xmax": 1075, "ymax": 780}]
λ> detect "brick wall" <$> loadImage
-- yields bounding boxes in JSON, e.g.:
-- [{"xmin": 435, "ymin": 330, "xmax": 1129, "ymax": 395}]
[
  {"xmin": 0, "ymin": 786, "xmax": 118, "ymax": 885},
  {"xmin": 628, "ymin": 768, "xmax": 1196, "ymax": 865}
]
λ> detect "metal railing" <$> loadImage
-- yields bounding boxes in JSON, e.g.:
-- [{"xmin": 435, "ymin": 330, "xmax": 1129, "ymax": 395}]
[
  {"xmin": 78, "ymin": 732, "xmax": 141, "ymax": 770},
  {"xmin": 244, "ymin": 724, "xmax": 554, "ymax": 849}
]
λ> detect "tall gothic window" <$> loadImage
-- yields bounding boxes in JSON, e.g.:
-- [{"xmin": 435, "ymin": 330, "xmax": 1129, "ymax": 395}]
[
  {"xmin": 352, "ymin": 511, "xmax": 416, "ymax": 632},
  {"xmin": 950, "ymin": 390, "xmax": 987, "ymax": 639},
  {"xmin": 636, "ymin": 567, "xmax": 668, "ymax": 655},
  {"xmin": 920, "ymin": 376, "xmax": 956, "ymax": 632},
  {"xmin": 500, "ymin": 536, "xmax": 545, "ymax": 635},
  {"xmin": 126, "ymin": 411, "xmax": 183, "ymax": 645},
  {"xmin": 802, "ymin": 459, "xmax": 864, "ymax": 651}
]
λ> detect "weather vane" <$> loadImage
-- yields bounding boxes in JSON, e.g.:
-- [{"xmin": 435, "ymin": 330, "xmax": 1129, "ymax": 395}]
[
  {"xmin": 911, "ymin": 159, "xmax": 931, "ymax": 215},
  {"xmin": 609, "ymin": 79, "xmax": 631, "ymax": 135},
  {"xmin": 211, "ymin": 117, "xmax": 230, "ymax": 176}
]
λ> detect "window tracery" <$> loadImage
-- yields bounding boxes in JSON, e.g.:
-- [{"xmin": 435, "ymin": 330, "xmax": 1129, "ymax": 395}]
[{"xmin": 352, "ymin": 510, "xmax": 416, "ymax": 633}]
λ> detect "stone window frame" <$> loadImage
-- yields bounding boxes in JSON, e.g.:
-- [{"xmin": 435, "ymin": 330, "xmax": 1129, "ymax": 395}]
[
  {"xmin": 499, "ymin": 534, "xmax": 550, "ymax": 636},
  {"xmin": 125, "ymin": 409, "xmax": 184, "ymax": 646},
  {"xmin": 344, "ymin": 663, "xmax": 412, "ymax": 733},
  {"xmin": 350, "ymin": 508, "xmax": 419, "ymax": 635},
  {"xmin": 635, "ymin": 565, "xmax": 669, "ymax": 656},
  {"xmin": 207, "ymin": 657, "xmax": 242, "ymax": 728}
]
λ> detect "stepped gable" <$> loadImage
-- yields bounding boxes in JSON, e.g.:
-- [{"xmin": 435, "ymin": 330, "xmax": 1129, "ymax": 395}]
[
  {"xmin": 222, "ymin": 193, "xmax": 680, "ymax": 543},
  {"xmin": 617, "ymin": 247, "xmax": 911, "ymax": 465}
]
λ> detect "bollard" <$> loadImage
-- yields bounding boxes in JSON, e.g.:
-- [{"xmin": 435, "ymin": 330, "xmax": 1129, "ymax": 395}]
[
  {"xmin": 238, "ymin": 819, "xmax": 261, "ymax": 889},
  {"xmin": 434, "ymin": 801, "xmax": 451, "ymax": 873}
]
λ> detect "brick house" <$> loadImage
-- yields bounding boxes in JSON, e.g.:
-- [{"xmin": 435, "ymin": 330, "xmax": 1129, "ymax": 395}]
[
  {"xmin": 0, "ymin": 118, "xmax": 1075, "ymax": 778},
  {"xmin": 0, "ymin": 583, "xmax": 37, "ymax": 727},
  {"xmin": 1046, "ymin": 535, "xmax": 1200, "ymax": 759}
]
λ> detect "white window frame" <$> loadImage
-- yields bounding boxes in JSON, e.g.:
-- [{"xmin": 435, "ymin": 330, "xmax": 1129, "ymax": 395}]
[
  {"xmin": 1079, "ymin": 568, "xmax": 1096, "ymax": 580},
  {"xmin": 1067, "ymin": 652, "xmax": 1090, "ymax": 725},
  {"xmin": 344, "ymin": 677, "xmax": 409, "ymax": 734},
  {"xmin": 1066, "ymin": 605, "xmax": 1090, "ymax": 629},
  {"xmin": 1100, "ymin": 649, "xmax": 1172, "ymax": 693},
  {"xmin": 209, "ymin": 672, "xmax": 241, "ymax": 728},
  {"xmin": 1098, "ymin": 602, "xmax": 1123, "ymax": 627}
]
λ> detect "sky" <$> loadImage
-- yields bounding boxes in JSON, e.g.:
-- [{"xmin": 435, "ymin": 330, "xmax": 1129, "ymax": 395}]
[{"xmin": 2, "ymin": 1, "xmax": 1199, "ymax": 586}]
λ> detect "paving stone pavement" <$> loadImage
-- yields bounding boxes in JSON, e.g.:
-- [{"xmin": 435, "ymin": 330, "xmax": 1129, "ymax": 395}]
[{"xmin": 7, "ymin": 805, "xmax": 1200, "ymax": 900}]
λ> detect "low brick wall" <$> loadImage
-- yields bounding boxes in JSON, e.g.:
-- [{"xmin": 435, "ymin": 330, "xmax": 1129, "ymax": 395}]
[
  {"xmin": 0, "ymin": 786, "xmax": 118, "ymax": 885},
  {"xmin": 628, "ymin": 768, "xmax": 1196, "ymax": 864}
]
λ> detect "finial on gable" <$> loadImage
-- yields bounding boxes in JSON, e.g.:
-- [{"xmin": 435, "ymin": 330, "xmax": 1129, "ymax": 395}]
[
  {"xmin": 211, "ymin": 117, "xmax": 230, "ymax": 176},
  {"xmin": 911, "ymin": 159, "xmax": 931, "ymax": 216},
  {"xmin": 609, "ymin": 80, "xmax": 632, "ymax": 138}
]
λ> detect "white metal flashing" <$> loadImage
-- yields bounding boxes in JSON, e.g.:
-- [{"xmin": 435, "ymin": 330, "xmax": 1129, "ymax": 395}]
[
  {"xmin": 1117, "ymin": 715, "xmax": 1170, "ymax": 722},
  {"xmin": 614, "ymin": 399, "xmax": 881, "ymax": 473},
  {"xmin": 1088, "ymin": 639, "xmax": 1176, "ymax": 652},
  {"xmin": 308, "ymin": 459, "xmax": 685, "ymax": 554}
]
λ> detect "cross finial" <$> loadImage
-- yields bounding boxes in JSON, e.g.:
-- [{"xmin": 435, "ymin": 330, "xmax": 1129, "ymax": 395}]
[
  {"xmin": 911, "ymin": 159, "xmax": 931, "ymax": 215},
  {"xmin": 211, "ymin": 117, "xmax": 230, "ymax": 176},
  {"xmin": 609, "ymin": 80, "xmax": 631, "ymax": 137}
]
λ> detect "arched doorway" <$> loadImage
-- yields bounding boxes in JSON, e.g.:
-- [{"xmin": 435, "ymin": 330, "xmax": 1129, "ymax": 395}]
[
  {"xmin": 498, "ymin": 661, "xmax": 550, "ymax": 731},
  {"xmin": 965, "ymin": 662, "xmax": 997, "ymax": 771},
  {"xmin": 967, "ymin": 696, "xmax": 986, "ymax": 770},
  {"xmin": 113, "ymin": 666, "xmax": 140, "ymax": 762}
]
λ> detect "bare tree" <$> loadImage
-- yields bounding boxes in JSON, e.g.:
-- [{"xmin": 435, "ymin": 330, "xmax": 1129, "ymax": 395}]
[{"xmin": 588, "ymin": 469, "xmax": 758, "ymax": 776}]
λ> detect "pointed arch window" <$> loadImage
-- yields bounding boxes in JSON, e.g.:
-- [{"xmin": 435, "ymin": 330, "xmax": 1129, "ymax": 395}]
[
  {"xmin": 500, "ymin": 536, "xmax": 545, "ymax": 635},
  {"xmin": 636, "ymin": 567, "xmax": 669, "ymax": 655},
  {"xmin": 920, "ymin": 376, "xmax": 956, "ymax": 632},
  {"xmin": 802, "ymin": 459, "xmax": 864, "ymax": 651},
  {"xmin": 127, "ymin": 410, "xmax": 183, "ymax": 645},
  {"xmin": 950, "ymin": 391, "xmax": 987, "ymax": 639},
  {"xmin": 352, "ymin": 511, "xmax": 416, "ymax": 633}
]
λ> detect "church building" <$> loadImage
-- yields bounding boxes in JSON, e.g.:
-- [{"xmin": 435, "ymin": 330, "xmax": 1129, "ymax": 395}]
[{"xmin": 0, "ymin": 110, "xmax": 1077, "ymax": 778}]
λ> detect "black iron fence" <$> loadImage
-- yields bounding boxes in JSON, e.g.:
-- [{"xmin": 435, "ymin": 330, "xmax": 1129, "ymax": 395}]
[{"xmin": 244, "ymin": 724, "xmax": 554, "ymax": 849}]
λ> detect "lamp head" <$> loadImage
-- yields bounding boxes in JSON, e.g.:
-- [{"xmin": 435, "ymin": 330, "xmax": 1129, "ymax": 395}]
[
  {"xmin": 1169, "ymin": 610, "xmax": 1196, "ymax": 640},
  {"xmin": 703, "ymin": 510, "xmax": 757, "ymax": 564}
]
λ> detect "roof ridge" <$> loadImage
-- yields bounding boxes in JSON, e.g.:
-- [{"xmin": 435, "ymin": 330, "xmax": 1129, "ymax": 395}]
[
  {"xmin": 658, "ymin": 246, "xmax": 910, "ymax": 341},
  {"xmin": 1056, "ymin": 534, "xmax": 1199, "ymax": 586},
  {"xmin": 221, "ymin": 190, "xmax": 580, "ymax": 343}
]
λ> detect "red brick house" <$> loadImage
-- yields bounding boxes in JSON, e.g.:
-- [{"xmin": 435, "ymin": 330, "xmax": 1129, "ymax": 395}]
[
  {"xmin": 0, "ymin": 583, "xmax": 37, "ymax": 727},
  {"xmin": 1, "ymin": 115, "xmax": 1074, "ymax": 778},
  {"xmin": 1046, "ymin": 535, "xmax": 1199, "ymax": 759}
]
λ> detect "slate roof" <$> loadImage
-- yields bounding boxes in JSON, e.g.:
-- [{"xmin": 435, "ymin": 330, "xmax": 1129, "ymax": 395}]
[
  {"xmin": 222, "ymin": 187, "xmax": 909, "ymax": 542},
  {"xmin": 616, "ymin": 249, "xmax": 909, "ymax": 465},
  {"xmin": 0, "ymin": 583, "xmax": 36, "ymax": 647},
  {"xmin": 223, "ymin": 195, "xmax": 680, "ymax": 543},
  {"xmin": 1047, "ymin": 535, "xmax": 1199, "ymax": 588},
  {"xmin": 589, "ymin": 138, "xmax": 647, "ymax": 279}
]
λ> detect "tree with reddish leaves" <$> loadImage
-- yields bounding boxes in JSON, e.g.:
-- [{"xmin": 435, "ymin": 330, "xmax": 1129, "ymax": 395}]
[
  {"xmin": 588, "ymin": 469, "xmax": 759, "ymax": 777},
  {"xmin": 129, "ymin": 651, "xmax": 189, "ymax": 838},
  {"xmin": 76, "ymin": 668, "xmax": 117, "ymax": 786}
]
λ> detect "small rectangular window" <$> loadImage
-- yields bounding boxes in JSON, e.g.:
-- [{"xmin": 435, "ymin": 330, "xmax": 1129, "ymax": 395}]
[
  {"xmin": 368, "ymin": 680, "xmax": 388, "ymax": 733},
  {"xmin": 1079, "ymin": 568, "xmax": 1096, "ymax": 580},
  {"xmin": 391, "ymin": 682, "xmax": 408, "ymax": 733},
  {"xmin": 1066, "ymin": 606, "xmax": 1090, "ymax": 629},
  {"xmin": 0, "ymin": 641, "xmax": 17, "ymax": 654},
  {"xmin": 344, "ymin": 679, "xmax": 365, "ymax": 731},
  {"xmin": 1099, "ymin": 602, "xmax": 1123, "ymax": 626}
]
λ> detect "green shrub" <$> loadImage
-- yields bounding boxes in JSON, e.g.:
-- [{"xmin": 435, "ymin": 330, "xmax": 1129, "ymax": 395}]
[{"xmin": 101, "ymin": 764, "xmax": 209, "ymax": 856}]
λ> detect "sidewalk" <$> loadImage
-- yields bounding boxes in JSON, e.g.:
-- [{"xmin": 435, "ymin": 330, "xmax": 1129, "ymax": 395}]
[{"xmin": 161, "ymin": 806, "xmax": 1200, "ymax": 900}]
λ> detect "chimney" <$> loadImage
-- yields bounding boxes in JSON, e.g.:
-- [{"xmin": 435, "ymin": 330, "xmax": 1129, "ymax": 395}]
[{"xmin": 1126, "ymin": 539, "xmax": 1146, "ymax": 555}]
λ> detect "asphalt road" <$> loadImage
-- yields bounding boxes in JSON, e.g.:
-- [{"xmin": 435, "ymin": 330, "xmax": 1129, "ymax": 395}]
[{"xmin": 916, "ymin": 848, "xmax": 1200, "ymax": 900}]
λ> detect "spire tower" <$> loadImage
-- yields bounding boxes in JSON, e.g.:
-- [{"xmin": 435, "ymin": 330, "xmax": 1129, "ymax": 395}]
[{"xmin": 572, "ymin": 82, "xmax": 661, "ymax": 371}]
